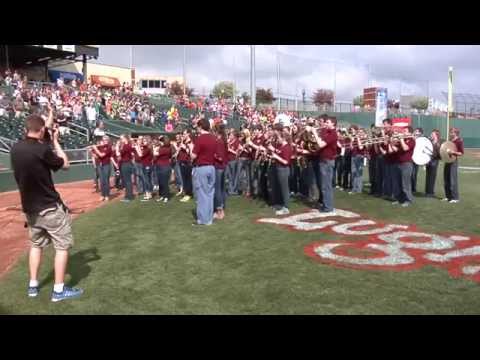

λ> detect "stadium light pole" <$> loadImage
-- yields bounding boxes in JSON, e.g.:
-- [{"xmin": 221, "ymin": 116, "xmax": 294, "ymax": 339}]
[
  {"xmin": 277, "ymin": 51, "xmax": 281, "ymax": 112},
  {"xmin": 250, "ymin": 45, "xmax": 256, "ymax": 108},
  {"xmin": 233, "ymin": 55, "xmax": 236, "ymax": 103},
  {"xmin": 130, "ymin": 45, "xmax": 134, "ymax": 69},
  {"xmin": 333, "ymin": 62, "xmax": 337, "ymax": 112},
  {"xmin": 183, "ymin": 45, "xmax": 187, "ymax": 96},
  {"xmin": 5, "ymin": 45, "xmax": 9, "ymax": 69}
]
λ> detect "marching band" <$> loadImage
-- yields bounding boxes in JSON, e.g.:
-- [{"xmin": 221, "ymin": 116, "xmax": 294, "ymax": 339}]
[{"xmin": 88, "ymin": 115, "xmax": 465, "ymax": 222}]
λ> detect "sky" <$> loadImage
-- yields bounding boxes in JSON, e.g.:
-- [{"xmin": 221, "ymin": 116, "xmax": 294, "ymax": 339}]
[{"xmin": 93, "ymin": 45, "xmax": 479, "ymax": 103}]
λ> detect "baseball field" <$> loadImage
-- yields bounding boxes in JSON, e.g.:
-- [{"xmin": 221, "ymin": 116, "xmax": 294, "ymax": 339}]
[{"xmin": 0, "ymin": 150, "xmax": 479, "ymax": 314}]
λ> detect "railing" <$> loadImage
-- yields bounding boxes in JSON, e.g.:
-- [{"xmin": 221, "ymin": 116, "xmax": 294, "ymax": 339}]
[
  {"xmin": 0, "ymin": 136, "xmax": 15, "ymax": 151},
  {"xmin": 65, "ymin": 148, "xmax": 92, "ymax": 164}
]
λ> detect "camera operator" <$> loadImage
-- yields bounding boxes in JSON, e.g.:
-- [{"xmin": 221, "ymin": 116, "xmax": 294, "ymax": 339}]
[{"xmin": 10, "ymin": 113, "xmax": 84, "ymax": 302}]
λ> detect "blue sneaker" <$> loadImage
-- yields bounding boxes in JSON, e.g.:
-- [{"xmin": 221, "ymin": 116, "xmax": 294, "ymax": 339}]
[
  {"xmin": 51, "ymin": 286, "xmax": 84, "ymax": 302},
  {"xmin": 28, "ymin": 286, "xmax": 39, "ymax": 298}
]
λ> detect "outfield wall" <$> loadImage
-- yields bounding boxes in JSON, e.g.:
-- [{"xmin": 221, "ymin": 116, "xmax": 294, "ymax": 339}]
[
  {"xmin": 299, "ymin": 112, "xmax": 480, "ymax": 148},
  {"xmin": 0, "ymin": 164, "xmax": 94, "ymax": 193}
]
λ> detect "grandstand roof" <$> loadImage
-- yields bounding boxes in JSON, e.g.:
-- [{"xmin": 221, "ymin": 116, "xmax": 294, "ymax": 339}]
[{"xmin": 0, "ymin": 45, "xmax": 99, "ymax": 68}]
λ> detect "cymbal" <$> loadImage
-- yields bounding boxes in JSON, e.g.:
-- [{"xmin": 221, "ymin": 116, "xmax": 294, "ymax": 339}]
[{"xmin": 440, "ymin": 141, "xmax": 458, "ymax": 163}]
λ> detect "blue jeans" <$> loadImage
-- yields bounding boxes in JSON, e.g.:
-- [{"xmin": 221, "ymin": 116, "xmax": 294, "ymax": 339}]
[
  {"xmin": 173, "ymin": 161, "xmax": 183, "ymax": 190},
  {"xmin": 276, "ymin": 166, "xmax": 290, "ymax": 208},
  {"xmin": 134, "ymin": 162, "xmax": 145, "ymax": 194},
  {"xmin": 93, "ymin": 164, "xmax": 100, "ymax": 191},
  {"xmin": 192, "ymin": 165, "xmax": 216, "ymax": 225},
  {"xmin": 179, "ymin": 161, "xmax": 193, "ymax": 196},
  {"xmin": 351, "ymin": 155, "xmax": 364, "ymax": 193},
  {"xmin": 155, "ymin": 165, "xmax": 171, "ymax": 198},
  {"xmin": 225, "ymin": 160, "xmax": 238, "ymax": 194},
  {"xmin": 383, "ymin": 161, "xmax": 394, "ymax": 198},
  {"xmin": 310, "ymin": 158, "xmax": 323, "ymax": 205},
  {"xmin": 99, "ymin": 163, "xmax": 111, "ymax": 197},
  {"xmin": 120, "ymin": 162, "xmax": 134, "ymax": 200},
  {"xmin": 319, "ymin": 160, "xmax": 335, "ymax": 212},
  {"xmin": 236, "ymin": 158, "xmax": 251, "ymax": 194},
  {"xmin": 142, "ymin": 165, "xmax": 153, "ymax": 193},
  {"xmin": 214, "ymin": 168, "xmax": 227, "ymax": 210},
  {"xmin": 393, "ymin": 162, "xmax": 414, "ymax": 203},
  {"xmin": 444, "ymin": 160, "xmax": 459, "ymax": 200}
]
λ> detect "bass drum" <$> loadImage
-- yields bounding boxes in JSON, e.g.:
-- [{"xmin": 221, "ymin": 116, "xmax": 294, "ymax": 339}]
[{"xmin": 412, "ymin": 136, "xmax": 434, "ymax": 166}]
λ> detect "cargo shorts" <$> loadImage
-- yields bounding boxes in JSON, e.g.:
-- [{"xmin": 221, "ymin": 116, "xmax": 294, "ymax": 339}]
[{"xmin": 25, "ymin": 204, "xmax": 74, "ymax": 251}]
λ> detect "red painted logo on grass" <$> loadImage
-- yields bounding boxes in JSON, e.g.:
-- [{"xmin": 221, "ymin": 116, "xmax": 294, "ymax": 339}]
[{"xmin": 256, "ymin": 209, "xmax": 480, "ymax": 283}]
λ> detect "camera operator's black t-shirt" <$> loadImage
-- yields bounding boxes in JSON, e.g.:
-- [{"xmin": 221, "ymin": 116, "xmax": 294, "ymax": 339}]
[{"xmin": 10, "ymin": 138, "xmax": 64, "ymax": 214}]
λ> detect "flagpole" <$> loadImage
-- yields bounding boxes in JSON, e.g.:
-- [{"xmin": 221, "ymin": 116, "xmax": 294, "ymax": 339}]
[{"xmin": 447, "ymin": 66, "xmax": 453, "ymax": 140}]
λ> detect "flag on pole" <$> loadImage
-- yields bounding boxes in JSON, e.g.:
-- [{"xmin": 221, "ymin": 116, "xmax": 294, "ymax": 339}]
[{"xmin": 448, "ymin": 66, "xmax": 454, "ymax": 112}]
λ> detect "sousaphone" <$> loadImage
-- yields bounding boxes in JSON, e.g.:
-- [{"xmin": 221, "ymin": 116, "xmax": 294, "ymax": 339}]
[
  {"xmin": 412, "ymin": 136, "xmax": 434, "ymax": 166},
  {"xmin": 440, "ymin": 141, "xmax": 458, "ymax": 163}
]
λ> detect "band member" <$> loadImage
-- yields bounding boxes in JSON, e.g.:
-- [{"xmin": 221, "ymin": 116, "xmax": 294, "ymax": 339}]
[
  {"xmin": 111, "ymin": 141, "xmax": 122, "ymax": 190},
  {"xmin": 117, "ymin": 134, "xmax": 135, "ymax": 202},
  {"xmin": 411, "ymin": 127, "xmax": 424, "ymax": 193},
  {"xmin": 10, "ymin": 114, "xmax": 83, "ymax": 301},
  {"xmin": 171, "ymin": 134, "xmax": 184, "ymax": 196},
  {"xmin": 382, "ymin": 119, "xmax": 394, "ymax": 200},
  {"xmin": 350, "ymin": 127, "xmax": 366, "ymax": 194},
  {"xmin": 178, "ymin": 130, "xmax": 194, "ymax": 202},
  {"xmin": 311, "ymin": 116, "xmax": 338, "ymax": 213},
  {"xmin": 289, "ymin": 130, "xmax": 302, "ymax": 196},
  {"xmin": 425, "ymin": 129, "xmax": 442, "ymax": 197},
  {"xmin": 342, "ymin": 126, "xmax": 354, "ymax": 191},
  {"xmin": 333, "ymin": 128, "xmax": 345, "ymax": 190},
  {"xmin": 236, "ymin": 130, "xmax": 252, "ymax": 197},
  {"xmin": 213, "ymin": 124, "xmax": 228, "ymax": 220},
  {"xmin": 270, "ymin": 130, "xmax": 293, "ymax": 215},
  {"xmin": 140, "ymin": 136, "xmax": 153, "ymax": 201},
  {"xmin": 133, "ymin": 136, "xmax": 145, "ymax": 196},
  {"xmin": 153, "ymin": 136, "xmax": 173, "ymax": 203},
  {"xmin": 190, "ymin": 118, "xmax": 217, "ymax": 226},
  {"xmin": 390, "ymin": 126, "xmax": 416, "ymax": 207},
  {"xmin": 443, "ymin": 127, "xmax": 464, "ymax": 203},
  {"xmin": 225, "ymin": 130, "xmax": 240, "ymax": 196},
  {"xmin": 367, "ymin": 124, "xmax": 378, "ymax": 195},
  {"xmin": 90, "ymin": 138, "xmax": 101, "ymax": 193},
  {"xmin": 90, "ymin": 135, "xmax": 113, "ymax": 201},
  {"xmin": 250, "ymin": 125, "xmax": 265, "ymax": 199}
]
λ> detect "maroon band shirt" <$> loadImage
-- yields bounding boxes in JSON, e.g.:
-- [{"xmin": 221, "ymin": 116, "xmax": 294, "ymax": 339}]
[
  {"xmin": 318, "ymin": 128, "xmax": 338, "ymax": 161},
  {"xmin": 97, "ymin": 144, "xmax": 112, "ymax": 165},
  {"xmin": 396, "ymin": 138, "xmax": 416, "ymax": 163},
  {"xmin": 192, "ymin": 133, "xmax": 218, "ymax": 166},
  {"xmin": 120, "ymin": 143, "xmax": 133, "ymax": 164},
  {"xmin": 154, "ymin": 146, "xmax": 172, "ymax": 166}
]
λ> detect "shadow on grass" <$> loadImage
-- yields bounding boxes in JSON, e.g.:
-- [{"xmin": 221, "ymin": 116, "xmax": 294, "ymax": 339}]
[{"xmin": 39, "ymin": 248, "xmax": 101, "ymax": 289}]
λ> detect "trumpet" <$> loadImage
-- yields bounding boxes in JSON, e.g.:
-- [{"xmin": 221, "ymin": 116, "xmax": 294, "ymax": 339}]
[{"xmin": 344, "ymin": 133, "xmax": 415, "ymax": 149}]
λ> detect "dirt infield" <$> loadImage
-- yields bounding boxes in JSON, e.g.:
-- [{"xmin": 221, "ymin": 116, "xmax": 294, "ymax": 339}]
[{"xmin": 0, "ymin": 180, "xmax": 121, "ymax": 279}]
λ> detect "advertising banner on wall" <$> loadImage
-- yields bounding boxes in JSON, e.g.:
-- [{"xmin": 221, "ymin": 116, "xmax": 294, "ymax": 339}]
[{"xmin": 375, "ymin": 88, "xmax": 388, "ymax": 126}]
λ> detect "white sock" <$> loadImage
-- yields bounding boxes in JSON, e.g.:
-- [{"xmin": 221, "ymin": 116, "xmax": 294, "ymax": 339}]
[
  {"xmin": 53, "ymin": 283, "xmax": 64, "ymax": 293},
  {"xmin": 29, "ymin": 279, "xmax": 39, "ymax": 288}
]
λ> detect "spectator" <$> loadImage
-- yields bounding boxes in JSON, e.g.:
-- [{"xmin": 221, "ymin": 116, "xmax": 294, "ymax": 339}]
[
  {"xmin": 86, "ymin": 102, "xmax": 97, "ymax": 128},
  {"xmin": 57, "ymin": 75, "xmax": 64, "ymax": 88}
]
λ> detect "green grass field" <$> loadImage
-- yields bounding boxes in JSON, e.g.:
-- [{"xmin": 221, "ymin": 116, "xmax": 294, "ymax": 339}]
[{"xmin": 1, "ymin": 151, "xmax": 480, "ymax": 314}]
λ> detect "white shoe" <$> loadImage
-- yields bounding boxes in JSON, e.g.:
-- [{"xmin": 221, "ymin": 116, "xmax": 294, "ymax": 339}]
[
  {"xmin": 348, "ymin": 191, "xmax": 354, "ymax": 195},
  {"xmin": 163, "ymin": 198, "xmax": 169, "ymax": 203},
  {"xmin": 391, "ymin": 201, "xmax": 399, "ymax": 205},
  {"xmin": 156, "ymin": 197, "xmax": 164, "ymax": 202},
  {"xmin": 275, "ymin": 207, "xmax": 290, "ymax": 216},
  {"xmin": 441, "ymin": 198, "xmax": 449, "ymax": 201},
  {"xmin": 180, "ymin": 195, "xmax": 191, "ymax": 202},
  {"xmin": 449, "ymin": 199, "xmax": 459, "ymax": 204}
]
